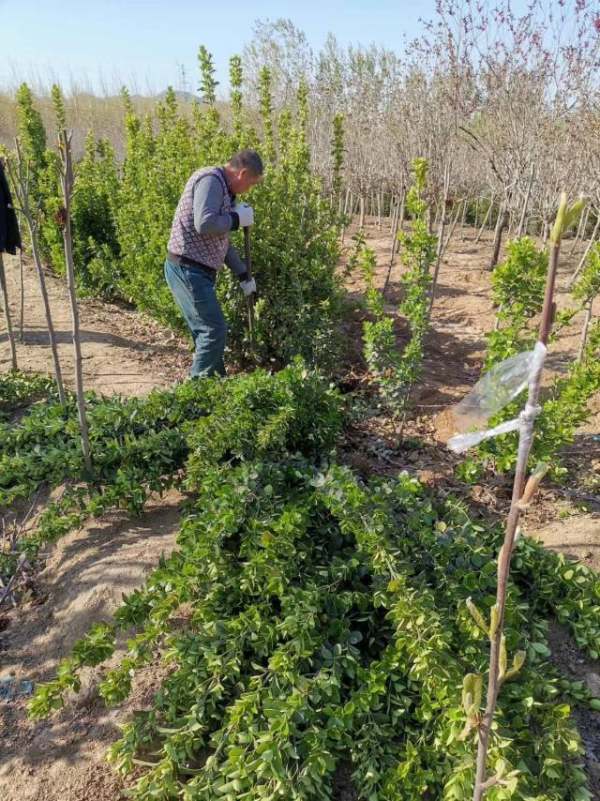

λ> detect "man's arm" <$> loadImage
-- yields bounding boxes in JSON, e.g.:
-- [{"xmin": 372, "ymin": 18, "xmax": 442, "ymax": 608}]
[
  {"xmin": 193, "ymin": 175, "xmax": 240, "ymax": 235},
  {"xmin": 224, "ymin": 243, "xmax": 249, "ymax": 280}
]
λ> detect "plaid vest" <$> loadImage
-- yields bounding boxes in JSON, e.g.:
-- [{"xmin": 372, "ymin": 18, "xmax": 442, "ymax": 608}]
[{"xmin": 167, "ymin": 167, "xmax": 232, "ymax": 269}]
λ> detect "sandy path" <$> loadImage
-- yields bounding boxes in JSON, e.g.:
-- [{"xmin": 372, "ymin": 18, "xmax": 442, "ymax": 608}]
[
  {"xmin": 0, "ymin": 253, "xmax": 190, "ymax": 395},
  {"xmin": 0, "ymin": 491, "xmax": 184, "ymax": 801}
]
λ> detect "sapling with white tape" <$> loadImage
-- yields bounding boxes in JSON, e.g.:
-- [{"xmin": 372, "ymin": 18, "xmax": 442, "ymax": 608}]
[{"xmin": 449, "ymin": 193, "xmax": 585, "ymax": 801}]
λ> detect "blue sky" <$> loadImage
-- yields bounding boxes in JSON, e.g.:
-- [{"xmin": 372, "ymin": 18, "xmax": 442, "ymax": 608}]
[{"xmin": 1, "ymin": 0, "xmax": 436, "ymax": 95}]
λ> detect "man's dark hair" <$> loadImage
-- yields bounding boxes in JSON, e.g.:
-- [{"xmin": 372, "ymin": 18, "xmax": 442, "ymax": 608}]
[{"xmin": 228, "ymin": 149, "xmax": 264, "ymax": 176}]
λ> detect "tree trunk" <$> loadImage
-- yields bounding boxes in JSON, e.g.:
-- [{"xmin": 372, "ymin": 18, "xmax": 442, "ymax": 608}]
[
  {"xmin": 389, "ymin": 195, "xmax": 397, "ymax": 233},
  {"xmin": 487, "ymin": 204, "xmax": 509, "ymax": 271},
  {"xmin": 570, "ymin": 204, "xmax": 589, "ymax": 254},
  {"xmin": 0, "ymin": 252, "xmax": 18, "ymax": 370},
  {"xmin": 472, "ymin": 194, "xmax": 574, "ymax": 801},
  {"xmin": 18, "ymin": 247, "xmax": 25, "ymax": 341},
  {"xmin": 429, "ymin": 169, "xmax": 452, "ymax": 312},
  {"xmin": 359, "ymin": 195, "xmax": 365, "ymax": 229},
  {"xmin": 389, "ymin": 197, "xmax": 398, "ymax": 236},
  {"xmin": 28, "ymin": 224, "xmax": 66, "ymax": 403},
  {"xmin": 443, "ymin": 200, "xmax": 463, "ymax": 254},
  {"xmin": 59, "ymin": 130, "xmax": 92, "ymax": 473},
  {"xmin": 343, "ymin": 188, "xmax": 351, "ymax": 216},
  {"xmin": 507, "ymin": 209, "xmax": 515, "ymax": 238},
  {"xmin": 569, "ymin": 213, "xmax": 600, "ymax": 288},
  {"xmin": 516, "ymin": 168, "xmax": 535, "ymax": 238},
  {"xmin": 382, "ymin": 200, "xmax": 402, "ymax": 296},
  {"xmin": 398, "ymin": 189, "xmax": 406, "ymax": 233},
  {"xmin": 541, "ymin": 219, "xmax": 549, "ymax": 242},
  {"xmin": 7, "ymin": 139, "xmax": 66, "ymax": 402},
  {"xmin": 460, "ymin": 197, "xmax": 468, "ymax": 229},
  {"xmin": 578, "ymin": 301, "xmax": 593, "ymax": 361},
  {"xmin": 476, "ymin": 195, "xmax": 495, "ymax": 244},
  {"xmin": 340, "ymin": 190, "xmax": 352, "ymax": 244}
]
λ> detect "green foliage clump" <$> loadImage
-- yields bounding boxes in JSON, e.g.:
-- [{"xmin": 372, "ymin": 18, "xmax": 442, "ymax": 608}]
[
  {"xmin": 8, "ymin": 53, "xmax": 343, "ymax": 371},
  {"xmin": 330, "ymin": 112, "xmax": 345, "ymax": 209},
  {"xmin": 14, "ymin": 82, "xmax": 56, "ymax": 263},
  {"xmin": 221, "ymin": 74, "xmax": 342, "ymax": 370},
  {"xmin": 37, "ymin": 85, "xmax": 70, "ymax": 274},
  {"xmin": 361, "ymin": 158, "xmax": 437, "ymax": 418},
  {"xmin": 14, "ymin": 83, "xmax": 47, "ymax": 198},
  {"xmin": 71, "ymin": 133, "xmax": 121, "ymax": 296},
  {"xmin": 27, "ymin": 457, "xmax": 597, "ymax": 801},
  {"xmin": 115, "ymin": 87, "xmax": 196, "ymax": 327},
  {"xmin": 0, "ymin": 362, "xmax": 342, "ymax": 586},
  {"xmin": 485, "ymin": 237, "xmax": 548, "ymax": 364},
  {"xmin": 0, "ymin": 370, "xmax": 57, "ymax": 420}
]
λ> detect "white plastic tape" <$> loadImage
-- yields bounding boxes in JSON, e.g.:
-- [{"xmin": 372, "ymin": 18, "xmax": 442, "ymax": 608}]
[{"xmin": 447, "ymin": 418, "xmax": 520, "ymax": 453}]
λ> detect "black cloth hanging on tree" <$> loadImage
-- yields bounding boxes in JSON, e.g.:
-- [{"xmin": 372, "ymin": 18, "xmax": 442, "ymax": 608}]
[{"xmin": 0, "ymin": 160, "xmax": 21, "ymax": 255}]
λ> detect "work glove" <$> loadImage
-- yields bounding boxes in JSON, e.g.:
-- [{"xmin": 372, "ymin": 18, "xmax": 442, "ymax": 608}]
[
  {"xmin": 233, "ymin": 202, "xmax": 254, "ymax": 227},
  {"xmin": 240, "ymin": 277, "xmax": 257, "ymax": 297}
]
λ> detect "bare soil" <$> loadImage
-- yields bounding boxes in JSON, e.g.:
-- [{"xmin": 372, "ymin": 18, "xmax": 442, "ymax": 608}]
[
  {"xmin": 0, "ymin": 224, "xmax": 598, "ymax": 799},
  {"xmin": 0, "ymin": 491, "xmax": 183, "ymax": 801},
  {"xmin": 0, "ymin": 253, "xmax": 189, "ymax": 395}
]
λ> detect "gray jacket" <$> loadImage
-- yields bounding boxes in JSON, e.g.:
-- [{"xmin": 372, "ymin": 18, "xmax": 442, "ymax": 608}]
[{"xmin": 167, "ymin": 166, "xmax": 247, "ymax": 277}]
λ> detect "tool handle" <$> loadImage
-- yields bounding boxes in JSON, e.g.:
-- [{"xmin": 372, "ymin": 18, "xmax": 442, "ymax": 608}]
[
  {"xmin": 243, "ymin": 226, "xmax": 255, "ymax": 341},
  {"xmin": 243, "ymin": 226, "xmax": 252, "ymax": 279}
]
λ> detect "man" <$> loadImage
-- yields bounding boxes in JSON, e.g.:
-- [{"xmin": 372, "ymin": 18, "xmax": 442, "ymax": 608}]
[{"xmin": 165, "ymin": 149, "xmax": 263, "ymax": 377}]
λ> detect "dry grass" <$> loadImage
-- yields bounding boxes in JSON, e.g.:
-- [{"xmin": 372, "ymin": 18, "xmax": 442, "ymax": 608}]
[{"xmin": 0, "ymin": 87, "xmax": 234, "ymax": 160}]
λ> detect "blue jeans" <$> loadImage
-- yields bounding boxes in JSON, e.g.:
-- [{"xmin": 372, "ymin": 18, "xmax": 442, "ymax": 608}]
[{"xmin": 164, "ymin": 259, "xmax": 227, "ymax": 377}]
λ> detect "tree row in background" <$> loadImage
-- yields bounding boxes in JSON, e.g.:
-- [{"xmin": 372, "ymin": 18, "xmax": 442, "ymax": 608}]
[{"xmin": 4, "ymin": 1, "xmax": 598, "ymax": 268}]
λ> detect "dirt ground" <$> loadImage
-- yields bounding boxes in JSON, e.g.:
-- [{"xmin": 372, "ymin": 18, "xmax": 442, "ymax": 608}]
[
  {"xmin": 0, "ymin": 223, "xmax": 598, "ymax": 799},
  {"xmin": 0, "ymin": 252, "xmax": 190, "ymax": 395},
  {"xmin": 0, "ymin": 491, "xmax": 183, "ymax": 801}
]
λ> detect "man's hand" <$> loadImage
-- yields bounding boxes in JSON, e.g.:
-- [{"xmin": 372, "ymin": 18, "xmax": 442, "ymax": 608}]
[
  {"xmin": 233, "ymin": 202, "xmax": 254, "ymax": 227},
  {"xmin": 240, "ymin": 277, "xmax": 256, "ymax": 297}
]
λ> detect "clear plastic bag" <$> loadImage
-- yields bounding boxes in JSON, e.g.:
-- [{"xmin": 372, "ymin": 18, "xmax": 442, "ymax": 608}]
[
  {"xmin": 453, "ymin": 351, "xmax": 533, "ymax": 431},
  {"xmin": 448, "ymin": 342, "xmax": 547, "ymax": 454}
]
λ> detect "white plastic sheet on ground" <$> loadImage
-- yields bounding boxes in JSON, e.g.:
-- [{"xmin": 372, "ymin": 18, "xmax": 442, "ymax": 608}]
[{"xmin": 448, "ymin": 342, "xmax": 547, "ymax": 454}]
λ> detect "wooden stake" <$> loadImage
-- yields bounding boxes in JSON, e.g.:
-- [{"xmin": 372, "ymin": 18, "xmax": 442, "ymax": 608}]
[
  {"xmin": 58, "ymin": 129, "xmax": 91, "ymax": 472},
  {"xmin": 18, "ymin": 245, "xmax": 25, "ymax": 342},
  {"xmin": 7, "ymin": 140, "xmax": 65, "ymax": 404},
  {"xmin": 0, "ymin": 252, "xmax": 17, "ymax": 370},
  {"xmin": 243, "ymin": 226, "xmax": 255, "ymax": 346}
]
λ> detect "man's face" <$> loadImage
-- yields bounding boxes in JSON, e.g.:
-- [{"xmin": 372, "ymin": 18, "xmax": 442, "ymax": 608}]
[{"xmin": 229, "ymin": 168, "xmax": 262, "ymax": 195}]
